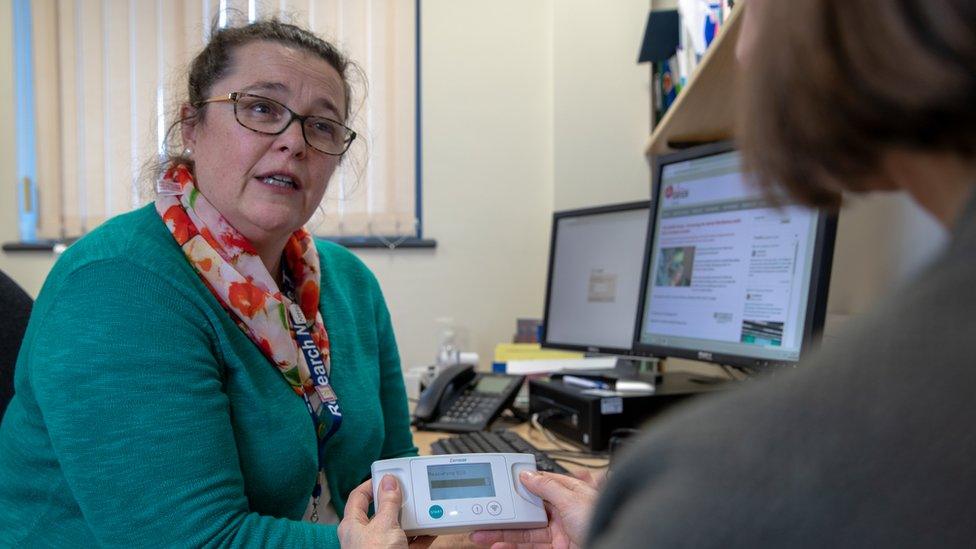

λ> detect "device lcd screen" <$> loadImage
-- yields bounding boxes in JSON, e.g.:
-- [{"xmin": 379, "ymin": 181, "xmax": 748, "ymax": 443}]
[
  {"xmin": 427, "ymin": 463, "xmax": 496, "ymax": 500},
  {"xmin": 475, "ymin": 377, "xmax": 510, "ymax": 394}
]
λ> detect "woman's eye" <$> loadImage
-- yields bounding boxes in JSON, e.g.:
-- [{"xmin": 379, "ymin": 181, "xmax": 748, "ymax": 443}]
[
  {"xmin": 312, "ymin": 121, "xmax": 336, "ymax": 135},
  {"xmin": 242, "ymin": 100, "xmax": 283, "ymax": 119},
  {"xmin": 250, "ymin": 102, "xmax": 274, "ymax": 115}
]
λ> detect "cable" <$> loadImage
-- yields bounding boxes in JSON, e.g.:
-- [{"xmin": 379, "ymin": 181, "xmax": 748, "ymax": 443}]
[
  {"xmin": 545, "ymin": 449, "xmax": 610, "ymax": 460},
  {"xmin": 720, "ymin": 363, "xmax": 755, "ymax": 378},
  {"xmin": 525, "ymin": 412, "xmax": 616, "ymax": 472},
  {"xmin": 500, "ymin": 407, "xmax": 530, "ymax": 423},
  {"xmin": 530, "ymin": 412, "xmax": 579, "ymax": 452},
  {"xmin": 531, "ymin": 411, "xmax": 616, "ymax": 462},
  {"xmin": 551, "ymin": 457, "xmax": 609, "ymax": 470},
  {"xmin": 719, "ymin": 364, "xmax": 737, "ymax": 380}
]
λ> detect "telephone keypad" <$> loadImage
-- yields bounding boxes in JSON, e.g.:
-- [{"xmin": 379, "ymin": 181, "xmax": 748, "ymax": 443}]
[
  {"xmin": 440, "ymin": 391, "xmax": 510, "ymax": 425},
  {"xmin": 417, "ymin": 371, "xmax": 525, "ymax": 433}
]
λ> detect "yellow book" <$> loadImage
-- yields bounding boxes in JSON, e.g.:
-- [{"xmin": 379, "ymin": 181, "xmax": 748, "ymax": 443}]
[{"xmin": 493, "ymin": 343, "xmax": 584, "ymax": 362}]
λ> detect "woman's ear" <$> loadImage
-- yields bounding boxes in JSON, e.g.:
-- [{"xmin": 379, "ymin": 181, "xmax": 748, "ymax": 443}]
[{"xmin": 180, "ymin": 103, "xmax": 199, "ymax": 151}]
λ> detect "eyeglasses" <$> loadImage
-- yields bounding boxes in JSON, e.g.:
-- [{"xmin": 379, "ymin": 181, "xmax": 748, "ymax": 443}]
[{"xmin": 195, "ymin": 92, "xmax": 357, "ymax": 156}]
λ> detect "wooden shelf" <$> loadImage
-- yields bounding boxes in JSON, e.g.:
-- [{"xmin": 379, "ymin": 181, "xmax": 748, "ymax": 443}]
[{"xmin": 645, "ymin": 2, "xmax": 745, "ymax": 155}]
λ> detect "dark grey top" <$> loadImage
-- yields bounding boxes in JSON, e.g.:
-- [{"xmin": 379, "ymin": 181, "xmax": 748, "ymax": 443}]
[{"xmin": 588, "ymin": 193, "xmax": 976, "ymax": 548}]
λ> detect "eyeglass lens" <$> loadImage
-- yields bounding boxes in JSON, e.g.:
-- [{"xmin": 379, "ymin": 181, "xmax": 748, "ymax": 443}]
[{"xmin": 233, "ymin": 95, "xmax": 350, "ymax": 154}]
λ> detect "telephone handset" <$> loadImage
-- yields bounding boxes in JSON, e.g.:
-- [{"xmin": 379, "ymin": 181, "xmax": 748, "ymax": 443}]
[{"xmin": 413, "ymin": 364, "xmax": 525, "ymax": 433}]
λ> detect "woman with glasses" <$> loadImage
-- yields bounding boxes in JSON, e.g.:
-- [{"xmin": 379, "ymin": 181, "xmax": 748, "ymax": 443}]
[{"xmin": 0, "ymin": 20, "xmax": 427, "ymax": 548}]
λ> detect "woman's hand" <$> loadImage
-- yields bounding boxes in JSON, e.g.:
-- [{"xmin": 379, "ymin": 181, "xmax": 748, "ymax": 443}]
[
  {"xmin": 468, "ymin": 471, "xmax": 598, "ymax": 549},
  {"xmin": 339, "ymin": 475, "xmax": 436, "ymax": 549}
]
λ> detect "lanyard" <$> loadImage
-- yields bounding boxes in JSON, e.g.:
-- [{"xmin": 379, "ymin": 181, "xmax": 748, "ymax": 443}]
[
  {"xmin": 282, "ymin": 272, "xmax": 342, "ymax": 523},
  {"xmin": 288, "ymin": 303, "xmax": 343, "ymax": 451},
  {"xmin": 279, "ymin": 268, "xmax": 343, "ymax": 454}
]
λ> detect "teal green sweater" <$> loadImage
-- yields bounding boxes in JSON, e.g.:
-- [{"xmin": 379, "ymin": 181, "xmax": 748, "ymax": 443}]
[{"xmin": 0, "ymin": 205, "xmax": 417, "ymax": 547}]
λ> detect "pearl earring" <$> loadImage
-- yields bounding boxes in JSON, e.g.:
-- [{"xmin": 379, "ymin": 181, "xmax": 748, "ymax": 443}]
[{"xmin": 183, "ymin": 148, "xmax": 193, "ymax": 156}]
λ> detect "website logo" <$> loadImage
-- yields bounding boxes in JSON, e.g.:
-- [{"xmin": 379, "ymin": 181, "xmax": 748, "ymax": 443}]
[{"xmin": 664, "ymin": 185, "xmax": 689, "ymax": 200}]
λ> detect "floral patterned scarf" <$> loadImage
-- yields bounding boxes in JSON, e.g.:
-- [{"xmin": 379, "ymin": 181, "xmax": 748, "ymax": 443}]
[{"xmin": 155, "ymin": 165, "xmax": 339, "ymax": 521}]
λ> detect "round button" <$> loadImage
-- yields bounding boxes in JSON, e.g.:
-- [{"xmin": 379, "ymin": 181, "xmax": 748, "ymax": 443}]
[
  {"xmin": 428, "ymin": 505, "xmax": 444, "ymax": 519},
  {"xmin": 471, "ymin": 504, "xmax": 484, "ymax": 515},
  {"xmin": 486, "ymin": 501, "xmax": 502, "ymax": 516}
]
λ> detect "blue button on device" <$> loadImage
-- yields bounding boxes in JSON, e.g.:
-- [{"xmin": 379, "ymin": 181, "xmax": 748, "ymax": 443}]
[{"xmin": 428, "ymin": 505, "xmax": 444, "ymax": 519}]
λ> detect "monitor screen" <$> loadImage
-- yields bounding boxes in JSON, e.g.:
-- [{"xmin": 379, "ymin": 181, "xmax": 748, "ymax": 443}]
[
  {"xmin": 542, "ymin": 201, "xmax": 650, "ymax": 355},
  {"xmin": 634, "ymin": 142, "xmax": 836, "ymax": 368}
]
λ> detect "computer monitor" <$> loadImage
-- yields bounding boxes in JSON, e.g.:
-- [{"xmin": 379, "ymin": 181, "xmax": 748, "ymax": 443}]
[
  {"xmin": 541, "ymin": 201, "xmax": 650, "ymax": 356},
  {"xmin": 633, "ymin": 141, "xmax": 837, "ymax": 370}
]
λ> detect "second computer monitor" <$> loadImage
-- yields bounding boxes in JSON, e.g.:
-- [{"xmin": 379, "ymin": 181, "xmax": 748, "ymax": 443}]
[
  {"xmin": 634, "ymin": 142, "xmax": 837, "ymax": 369},
  {"xmin": 541, "ymin": 201, "xmax": 650, "ymax": 355}
]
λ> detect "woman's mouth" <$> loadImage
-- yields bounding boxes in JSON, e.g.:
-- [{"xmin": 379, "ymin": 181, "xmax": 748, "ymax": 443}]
[{"xmin": 257, "ymin": 173, "xmax": 300, "ymax": 190}]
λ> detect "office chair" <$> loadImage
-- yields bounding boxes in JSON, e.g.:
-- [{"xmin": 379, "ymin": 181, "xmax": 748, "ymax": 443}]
[{"xmin": 0, "ymin": 270, "xmax": 32, "ymax": 419}]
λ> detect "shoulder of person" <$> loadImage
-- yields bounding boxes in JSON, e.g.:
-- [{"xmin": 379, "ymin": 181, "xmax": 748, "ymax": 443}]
[
  {"xmin": 37, "ymin": 204, "xmax": 212, "ymax": 318},
  {"xmin": 590, "ymin": 239, "xmax": 976, "ymax": 547},
  {"xmin": 313, "ymin": 239, "xmax": 381, "ymax": 284},
  {"xmin": 57, "ymin": 204, "xmax": 185, "ymax": 278}
]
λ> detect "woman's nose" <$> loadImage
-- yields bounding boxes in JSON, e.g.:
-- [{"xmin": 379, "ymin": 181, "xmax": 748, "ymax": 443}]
[{"xmin": 274, "ymin": 118, "xmax": 308, "ymax": 158}]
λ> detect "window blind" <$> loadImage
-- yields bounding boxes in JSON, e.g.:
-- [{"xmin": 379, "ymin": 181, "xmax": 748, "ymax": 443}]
[{"xmin": 24, "ymin": 0, "xmax": 417, "ymax": 241}]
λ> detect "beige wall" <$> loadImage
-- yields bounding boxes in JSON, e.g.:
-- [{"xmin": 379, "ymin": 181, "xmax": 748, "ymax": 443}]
[
  {"xmin": 355, "ymin": 0, "xmax": 555, "ymax": 370},
  {"xmin": 552, "ymin": 0, "xmax": 652, "ymax": 210},
  {"xmin": 826, "ymin": 192, "xmax": 946, "ymax": 319},
  {"xmin": 369, "ymin": 0, "xmax": 652, "ymax": 370}
]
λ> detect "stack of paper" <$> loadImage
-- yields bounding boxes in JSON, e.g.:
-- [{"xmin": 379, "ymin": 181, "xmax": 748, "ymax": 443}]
[{"xmin": 492, "ymin": 343, "xmax": 617, "ymax": 375}]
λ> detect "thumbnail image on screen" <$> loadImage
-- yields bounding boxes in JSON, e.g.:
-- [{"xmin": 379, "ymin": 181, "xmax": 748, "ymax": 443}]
[
  {"xmin": 655, "ymin": 246, "xmax": 695, "ymax": 287},
  {"xmin": 427, "ymin": 463, "xmax": 496, "ymax": 500}
]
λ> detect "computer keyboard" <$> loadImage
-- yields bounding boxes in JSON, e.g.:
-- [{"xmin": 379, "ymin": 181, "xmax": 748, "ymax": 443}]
[{"xmin": 430, "ymin": 430, "xmax": 570, "ymax": 475}]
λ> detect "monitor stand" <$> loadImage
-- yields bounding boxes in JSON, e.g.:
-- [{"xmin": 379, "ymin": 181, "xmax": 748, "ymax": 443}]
[{"xmin": 611, "ymin": 358, "xmax": 731, "ymax": 395}]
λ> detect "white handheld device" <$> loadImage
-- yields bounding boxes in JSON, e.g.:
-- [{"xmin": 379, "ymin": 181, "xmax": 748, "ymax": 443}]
[{"xmin": 370, "ymin": 453, "xmax": 548, "ymax": 536}]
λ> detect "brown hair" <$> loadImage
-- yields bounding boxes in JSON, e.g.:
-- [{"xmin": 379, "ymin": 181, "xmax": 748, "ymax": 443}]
[
  {"xmin": 156, "ymin": 18, "xmax": 357, "ymax": 176},
  {"xmin": 187, "ymin": 19, "xmax": 352, "ymax": 120},
  {"xmin": 738, "ymin": 0, "xmax": 976, "ymax": 208}
]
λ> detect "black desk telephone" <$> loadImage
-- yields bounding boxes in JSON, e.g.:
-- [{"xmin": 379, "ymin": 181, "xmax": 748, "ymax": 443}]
[{"xmin": 412, "ymin": 364, "xmax": 525, "ymax": 433}]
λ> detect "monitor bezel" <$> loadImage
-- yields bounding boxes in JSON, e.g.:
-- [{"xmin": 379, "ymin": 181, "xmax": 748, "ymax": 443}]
[
  {"xmin": 540, "ymin": 200, "xmax": 651, "ymax": 356},
  {"xmin": 632, "ymin": 141, "xmax": 837, "ymax": 370}
]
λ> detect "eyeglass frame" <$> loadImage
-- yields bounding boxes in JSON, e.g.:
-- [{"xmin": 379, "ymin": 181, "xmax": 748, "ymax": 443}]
[{"xmin": 193, "ymin": 92, "xmax": 357, "ymax": 156}]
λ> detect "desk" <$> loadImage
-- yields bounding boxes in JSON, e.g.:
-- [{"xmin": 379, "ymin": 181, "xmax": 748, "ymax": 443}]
[
  {"xmin": 413, "ymin": 421, "xmax": 608, "ymax": 466},
  {"xmin": 411, "ymin": 422, "xmax": 608, "ymax": 548}
]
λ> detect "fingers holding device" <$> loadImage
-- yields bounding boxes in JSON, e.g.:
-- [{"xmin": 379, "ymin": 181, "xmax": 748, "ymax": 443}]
[
  {"xmin": 469, "ymin": 470, "xmax": 598, "ymax": 549},
  {"xmin": 370, "ymin": 453, "xmax": 548, "ymax": 537},
  {"xmin": 340, "ymin": 476, "xmax": 435, "ymax": 549}
]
